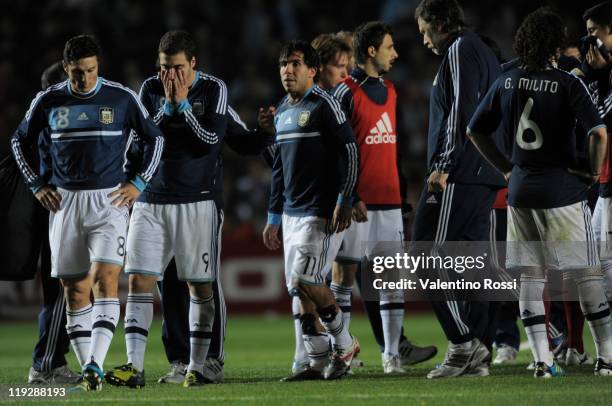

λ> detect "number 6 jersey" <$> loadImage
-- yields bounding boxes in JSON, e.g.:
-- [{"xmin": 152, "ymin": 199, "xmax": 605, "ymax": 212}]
[{"xmin": 468, "ymin": 66, "xmax": 605, "ymax": 209}]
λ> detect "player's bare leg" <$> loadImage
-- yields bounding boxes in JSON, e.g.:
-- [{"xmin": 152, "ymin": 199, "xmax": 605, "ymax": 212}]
[
  {"xmin": 299, "ymin": 284, "xmax": 358, "ymax": 380},
  {"xmin": 282, "ymin": 297, "xmax": 329, "ymax": 381}
]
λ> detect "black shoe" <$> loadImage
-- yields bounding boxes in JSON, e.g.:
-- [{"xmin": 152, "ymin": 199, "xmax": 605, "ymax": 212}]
[
  {"xmin": 183, "ymin": 370, "xmax": 206, "ymax": 387},
  {"xmin": 399, "ymin": 340, "xmax": 438, "ymax": 366},
  {"xmin": 280, "ymin": 366, "xmax": 324, "ymax": 382},
  {"xmin": 105, "ymin": 363, "xmax": 145, "ymax": 388},
  {"xmin": 594, "ymin": 358, "xmax": 612, "ymax": 376}
]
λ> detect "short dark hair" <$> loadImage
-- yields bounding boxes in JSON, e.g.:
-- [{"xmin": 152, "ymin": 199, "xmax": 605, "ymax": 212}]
[
  {"xmin": 414, "ymin": 0, "xmax": 465, "ymax": 34},
  {"xmin": 158, "ymin": 30, "xmax": 197, "ymax": 60},
  {"xmin": 311, "ymin": 34, "xmax": 352, "ymax": 65},
  {"xmin": 584, "ymin": 1, "xmax": 612, "ymax": 29},
  {"xmin": 63, "ymin": 35, "xmax": 100, "ymax": 63},
  {"xmin": 353, "ymin": 21, "xmax": 393, "ymax": 65},
  {"xmin": 41, "ymin": 61, "xmax": 67, "ymax": 90},
  {"xmin": 514, "ymin": 7, "xmax": 566, "ymax": 72},
  {"xmin": 279, "ymin": 40, "xmax": 320, "ymax": 70}
]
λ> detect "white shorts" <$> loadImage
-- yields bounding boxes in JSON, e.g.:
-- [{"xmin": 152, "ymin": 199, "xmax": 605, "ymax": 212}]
[
  {"xmin": 506, "ymin": 202, "xmax": 599, "ymax": 272},
  {"xmin": 125, "ymin": 200, "xmax": 222, "ymax": 282},
  {"xmin": 336, "ymin": 209, "xmax": 404, "ymax": 263},
  {"xmin": 49, "ymin": 187, "xmax": 129, "ymax": 278},
  {"xmin": 282, "ymin": 215, "xmax": 344, "ymax": 291},
  {"xmin": 593, "ymin": 197, "xmax": 612, "ymax": 260}
]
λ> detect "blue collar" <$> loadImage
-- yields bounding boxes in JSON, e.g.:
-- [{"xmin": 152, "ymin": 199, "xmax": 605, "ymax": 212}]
[{"xmin": 67, "ymin": 77, "xmax": 102, "ymax": 98}]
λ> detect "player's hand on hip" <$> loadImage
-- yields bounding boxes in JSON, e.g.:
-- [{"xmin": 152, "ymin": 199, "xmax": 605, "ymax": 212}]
[
  {"xmin": 257, "ymin": 106, "xmax": 276, "ymax": 135},
  {"xmin": 263, "ymin": 224, "xmax": 281, "ymax": 250},
  {"xmin": 172, "ymin": 69, "xmax": 189, "ymax": 103},
  {"xmin": 427, "ymin": 170, "xmax": 448, "ymax": 193},
  {"xmin": 34, "ymin": 186, "xmax": 62, "ymax": 213},
  {"xmin": 567, "ymin": 167, "xmax": 599, "ymax": 185},
  {"xmin": 331, "ymin": 204, "xmax": 352, "ymax": 233},
  {"xmin": 352, "ymin": 200, "xmax": 368, "ymax": 223},
  {"xmin": 108, "ymin": 183, "xmax": 141, "ymax": 208}
]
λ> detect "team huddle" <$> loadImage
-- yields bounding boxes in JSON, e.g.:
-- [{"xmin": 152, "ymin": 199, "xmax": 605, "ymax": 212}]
[{"xmin": 9, "ymin": 0, "xmax": 612, "ymax": 392}]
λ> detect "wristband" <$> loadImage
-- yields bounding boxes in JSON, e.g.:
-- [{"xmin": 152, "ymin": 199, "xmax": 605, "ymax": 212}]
[
  {"xmin": 267, "ymin": 213, "xmax": 282, "ymax": 225},
  {"xmin": 129, "ymin": 175, "xmax": 147, "ymax": 193}
]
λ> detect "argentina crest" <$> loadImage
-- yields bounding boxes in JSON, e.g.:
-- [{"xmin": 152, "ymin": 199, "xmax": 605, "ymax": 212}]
[
  {"xmin": 298, "ymin": 110, "xmax": 310, "ymax": 127},
  {"xmin": 99, "ymin": 107, "xmax": 114, "ymax": 124}
]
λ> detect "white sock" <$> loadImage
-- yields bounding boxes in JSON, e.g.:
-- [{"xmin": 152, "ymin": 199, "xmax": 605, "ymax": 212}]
[
  {"xmin": 380, "ymin": 290, "xmax": 404, "ymax": 357},
  {"xmin": 519, "ymin": 278, "xmax": 553, "ymax": 365},
  {"xmin": 66, "ymin": 303, "xmax": 92, "ymax": 368},
  {"xmin": 303, "ymin": 333, "xmax": 331, "ymax": 371},
  {"xmin": 319, "ymin": 306, "xmax": 352, "ymax": 349},
  {"xmin": 125, "ymin": 293, "xmax": 154, "ymax": 371},
  {"xmin": 188, "ymin": 294, "xmax": 215, "ymax": 374},
  {"xmin": 331, "ymin": 283, "xmax": 352, "ymax": 330},
  {"xmin": 291, "ymin": 296, "xmax": 307, "ymax": 364},
  {"xmin": 89, "ymin": 298, "xmax": 120, "ymax": 370},
  {"xmin": 576, "ymin": 276, "xmax": 612, "ymax": 362},
  {"xmin": 602, "ymin": 260, "xmax": 612, "ymax": 301}
]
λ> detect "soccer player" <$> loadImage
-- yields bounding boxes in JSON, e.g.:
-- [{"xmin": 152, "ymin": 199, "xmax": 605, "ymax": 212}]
[
  {"xmin": 413, "ymin": 0, "xmax": 505, "ymax": 378},
  {"xmin": 331, "ymin": 21, "xmax": 436, "ymax": 373},
  {"xmin": 103, "ymin": 30, "xmax": 228, "ymax": 388},
  {"xmin": 106, "ymin": 31, "xmax": 228, "ymax": 387},
  {"xmin": 277, "ymin": 33, "xmax": 354, "ymax": 376},
  {"xmin": 152, "ymin": 111, "xmax": 275, "ymax": 385},
  {"xmin": 11, "ymin": 35, "xmax": 164, "ymax": 391},
  {"xmin": 467, "ymin": 7, "xmax": 612, "ymax": 377},
  {"xmin": 12, "ymin": 61, "xmax": 80, "ymax": 385},
  {"xmin": 262, "ymin": 40, "xmax": 359, "ymax": 380}
]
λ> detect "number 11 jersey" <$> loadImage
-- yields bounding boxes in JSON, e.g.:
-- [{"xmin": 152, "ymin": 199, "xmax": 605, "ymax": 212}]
[{"xmin": 468, "ymin": 66, "xmax": 605, "ymax": 209}]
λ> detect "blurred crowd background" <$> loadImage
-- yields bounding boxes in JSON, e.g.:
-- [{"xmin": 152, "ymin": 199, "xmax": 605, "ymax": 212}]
[{"xmin": 0, "ymin": 1, "xmax": 602, "ymax": 314}]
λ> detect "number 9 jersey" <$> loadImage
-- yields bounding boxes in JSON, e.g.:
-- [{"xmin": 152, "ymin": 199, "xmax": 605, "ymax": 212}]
[{"xmin": 468, "ymin": 66, "xmax": 605, "ymax": 209}]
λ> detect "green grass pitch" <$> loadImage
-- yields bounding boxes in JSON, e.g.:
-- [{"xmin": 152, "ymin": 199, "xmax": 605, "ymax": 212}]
[{"xmin": 0, "ymin": 313, "xmax": 611, "ymax": 405}]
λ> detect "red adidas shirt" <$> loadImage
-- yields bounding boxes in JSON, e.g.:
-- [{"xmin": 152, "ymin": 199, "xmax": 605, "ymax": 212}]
[{"xmin": 343, "ymin": 78, "xmax": 401, "ymax": 206}]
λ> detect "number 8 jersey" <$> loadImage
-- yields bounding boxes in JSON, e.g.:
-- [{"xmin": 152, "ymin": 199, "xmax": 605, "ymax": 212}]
[{"xmin": 468, "ymin": 66, "xmax": 605, "ymax": 209}]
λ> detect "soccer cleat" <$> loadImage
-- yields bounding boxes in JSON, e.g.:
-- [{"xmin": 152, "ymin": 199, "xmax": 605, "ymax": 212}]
[
  {"xmin": 398, "ymin": 340, "xmax": 438, "ymax": 366},
  {"xmin": 105, "ymin": 363, "xmax": 145, "ymax": 388},
  {"xmin": 533, "ymin": 361, "xmax": 565, "ymax": 378},
  {"xmin": 158, "ymin": 361, "xmax": 187, "ymax": 384},
  {"xmin": 492, "ymin": 344, "xmax": 518, "ymax": 365},
  {"xmin": 202, "ymin": 358, "xmax": 224, "ymax": 384},
  {"xmin": 281, "ymin": 365, "xmax": 324, "ymax": 382},
  {"xmin": 323, "ymin": 337, "xmax": 359, "ymax": 380},
  {"xmin": 71, "ymin": 363, "xmax": 104, "ymax": 392},
  {"xmin": 382, "ymin": 354, "xmax": 406, "ymax": 374},
  {"xmin": 183, "ymin": 370, "xmax": 206, "ymax": 387},
  {"xmin": 28, "ymin": 365, "xmax": 81, "ymax": 384},
  {"xmin": 594, "ymin": 358, "xmax": 612, "ymax": 376},
  {"xmin": 426, "ymin": 339, "xmax": 489, "ymax": 379},
  {"xmin": 565, "ymin": 348, "xmax": 594, "ymax": 366}
]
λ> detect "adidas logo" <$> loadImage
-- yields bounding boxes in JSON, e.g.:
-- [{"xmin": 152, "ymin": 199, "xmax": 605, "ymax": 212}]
[
  {"xmin": 426, "ymin": 195, "xmax": 437, "ymax": 204},
  {"xmin": 521, "ymin": 309, "xmax": 534, "ymax": 318},
  {"xmin": 77, "ymin": 112, "xmax": 89, "ymax": 121},
  {"xmin": 284, "ymin": 116, "xmax": 292, "ymax": 125},
  {"xmin": 366, "ymin": 112, "xmax": 396, "ymax": 144},
  {"xmin": 126, "ymin": 318, "xmax": 138, "ymax": 323}
]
